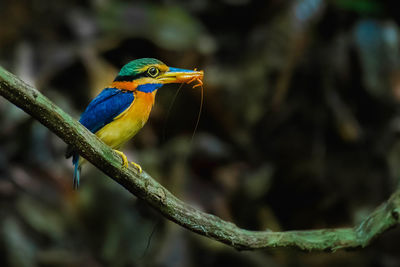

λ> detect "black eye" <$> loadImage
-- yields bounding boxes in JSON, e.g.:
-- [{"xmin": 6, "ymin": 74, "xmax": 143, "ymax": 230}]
[{"xmin": 147, "ymin": 67, "xmax": 159, "ymax": 77}]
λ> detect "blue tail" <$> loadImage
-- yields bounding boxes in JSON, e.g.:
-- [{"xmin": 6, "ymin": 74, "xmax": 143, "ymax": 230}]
[{"xmin": 72, "ymin": 154, "xmax": 81, "ymax": 190}]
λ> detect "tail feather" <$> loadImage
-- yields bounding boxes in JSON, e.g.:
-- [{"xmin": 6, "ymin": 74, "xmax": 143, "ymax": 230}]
[{"xmin": 72, "ymin": 154, "xmax": 81, "ymax": 190}]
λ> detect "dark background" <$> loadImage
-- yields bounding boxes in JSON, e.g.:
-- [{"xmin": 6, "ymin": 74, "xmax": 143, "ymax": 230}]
[{"xmin": 1, "ymin": 0, "xmax": 400, "ymax": 266}]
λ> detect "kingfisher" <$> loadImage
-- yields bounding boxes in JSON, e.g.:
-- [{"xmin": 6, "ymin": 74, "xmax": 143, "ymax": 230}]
[{"xmin": 66, "ymin": 58, "xmax": 204, "ymax": 189}]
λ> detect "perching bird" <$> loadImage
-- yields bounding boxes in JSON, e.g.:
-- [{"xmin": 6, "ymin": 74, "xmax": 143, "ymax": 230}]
[{"xmin": 66, "ymin": 58, "xmax": 203, "ymax": 189}]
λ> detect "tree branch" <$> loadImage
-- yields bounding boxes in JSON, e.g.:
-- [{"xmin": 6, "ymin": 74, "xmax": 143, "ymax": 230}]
[{"xmin": 1, "ymin": 65, "xmax": 399, "ymax": 251}]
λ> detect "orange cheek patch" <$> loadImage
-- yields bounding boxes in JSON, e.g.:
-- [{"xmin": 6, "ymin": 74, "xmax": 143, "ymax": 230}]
[{"xmin": 111, "ymin": 81, "xmax": 138, "ymax": 91}]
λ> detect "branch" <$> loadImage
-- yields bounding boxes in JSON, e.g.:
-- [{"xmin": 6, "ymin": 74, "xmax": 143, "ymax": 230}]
[{"xmin": 1, "ymin": 65, "xmax": 399, "ymax": 251}]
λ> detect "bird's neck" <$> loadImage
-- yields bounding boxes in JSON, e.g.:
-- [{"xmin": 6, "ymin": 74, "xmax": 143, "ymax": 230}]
[
  {"xmin": 110, "ymin": 81, "xmax": 138, "ymax": 91},
  {"xmin": 110, "ymin": 81, "xmax": 162, "ymax": 93}
]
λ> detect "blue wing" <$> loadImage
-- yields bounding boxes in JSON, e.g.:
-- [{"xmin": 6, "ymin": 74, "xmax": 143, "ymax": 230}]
[
  {"xmin": 69, "ymin": 87, "xmax": 134, "ymax": 189},
  {"xmin": 79, "ymin": 88, "xmax": 135, "ymax": 134}
]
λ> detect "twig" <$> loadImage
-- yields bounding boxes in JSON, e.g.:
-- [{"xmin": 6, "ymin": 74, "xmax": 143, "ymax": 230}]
[{"xmin": 1, "ymin": 65, "xmax": 399, "ymax": 251}]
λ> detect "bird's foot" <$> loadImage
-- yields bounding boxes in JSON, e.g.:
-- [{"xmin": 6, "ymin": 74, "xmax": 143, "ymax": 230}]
[
  {"xmin": 130, "ymin": 161, "xmax": 142, "ymax": 174},
  {"xmin": 114, "ymin": 149, "xmax": 129, "ymax": 168},
  {"xmin": 113, "ymin": 149, "xmax": 142, "ymax": 173}
]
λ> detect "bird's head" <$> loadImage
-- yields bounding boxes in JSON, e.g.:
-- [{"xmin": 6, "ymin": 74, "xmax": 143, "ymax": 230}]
[{"xmin": 112, "ymin": 58, "xmax": 204, "ymax": 93}]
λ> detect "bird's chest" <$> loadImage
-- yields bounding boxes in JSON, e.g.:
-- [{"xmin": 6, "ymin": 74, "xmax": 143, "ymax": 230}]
[{"xmin": 95, "ymin": 91, "xmax": 156, "ymax": 148}]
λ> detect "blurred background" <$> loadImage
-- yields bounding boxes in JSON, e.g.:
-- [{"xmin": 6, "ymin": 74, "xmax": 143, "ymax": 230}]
[{"xmin": 1, "ymin": 0, "xmax": 400, "ymax": 266}]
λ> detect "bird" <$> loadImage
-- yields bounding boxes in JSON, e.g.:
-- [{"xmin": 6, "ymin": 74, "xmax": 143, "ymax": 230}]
[{"xmin": 66, "ymin": 58, "xmax": 204, "ymax": 189}]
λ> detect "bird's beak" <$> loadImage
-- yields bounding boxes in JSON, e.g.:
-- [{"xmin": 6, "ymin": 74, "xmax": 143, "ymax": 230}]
[{"xmin": 158, "ymin": 67, "xmax": 204, "ymax": 85}]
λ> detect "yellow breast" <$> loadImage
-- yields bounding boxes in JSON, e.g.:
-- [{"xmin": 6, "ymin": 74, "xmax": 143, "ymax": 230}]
[{"xmin": 95, "ymin": 90, "xmax": 157, "ymax": 149}]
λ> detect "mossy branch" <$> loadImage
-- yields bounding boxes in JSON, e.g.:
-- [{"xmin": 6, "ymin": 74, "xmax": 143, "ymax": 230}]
[{"xmin": 1, "ymin": 65, "xmax": 399, "ymax": 251}]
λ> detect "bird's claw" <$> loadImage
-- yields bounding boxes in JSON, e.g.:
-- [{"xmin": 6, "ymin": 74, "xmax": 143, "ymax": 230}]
[
  {"xmin": 113, "ymin": 149, "xmax": 142, "ymax": 173},
  {"xmin": 130, "ymin": 161, "xmax": 142, "ymax": 173},
  {"xmin": 114, "ymin": 149, "xmax": 129, "ymax": 168}
]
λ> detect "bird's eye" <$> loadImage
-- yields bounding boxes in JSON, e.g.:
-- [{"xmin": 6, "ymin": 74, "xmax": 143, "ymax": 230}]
[{"xmin": 147, "ymin": 67, "xmax": 159, "ymax": 77}]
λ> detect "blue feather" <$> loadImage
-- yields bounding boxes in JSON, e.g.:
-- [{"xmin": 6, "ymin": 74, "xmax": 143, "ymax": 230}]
[
  {"xmin": 71, "ymin": 88, "xmax": 134, "ymax": 189},
  {"xmin": 136, "ymin": 83, "xmax": 162, "ymax": 93},
  {"xmin": 73, "ymin": 154, "xmax": 80, "ymax": 189},
  {"xmin": 79, "ymin": 88, "xmax": 135, "ymax": 133}
]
